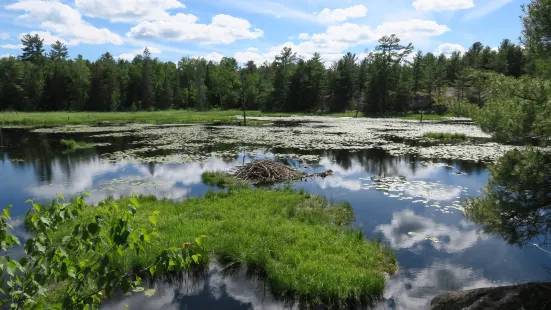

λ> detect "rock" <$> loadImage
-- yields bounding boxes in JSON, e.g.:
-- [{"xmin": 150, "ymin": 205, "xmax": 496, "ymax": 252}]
[{"xmin": 431, "ymin": 282, "xmax": 551, "ymax": 310}]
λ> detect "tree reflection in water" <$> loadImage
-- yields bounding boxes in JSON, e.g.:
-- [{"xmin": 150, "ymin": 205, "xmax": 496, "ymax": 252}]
[{"xmin": 465, "ymin": 149, "xmax": 551, "ymax": 254}]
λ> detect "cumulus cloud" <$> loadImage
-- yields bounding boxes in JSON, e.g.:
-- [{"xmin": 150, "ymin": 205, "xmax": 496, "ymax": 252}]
[
  {"xmin": 0, "ymin": 33, "xmax": 9, "ymax": 40},
  {"xmin": 20, "ymin": 31, "xmax": 68, "ymax": 46},
  {"xmin": 0, "ymin": 44, "xmax": 23, "ymax": 49},
  {"xmin": 376, "ymin": 210, "xmax": 483, "ymax": 253},
  {"xmin": 6, "ymin": 0, "xmax": 123, "ymax": 45},
  {"xmin": 413, "ymin": 0, "xmax": 474, "ymax": 11},
  {"xmin": 126, "ymin": 13, "xmax": 263, "ymax": 44},
  {"xmin": 435, "ymin": 43, "xmax": 466, "ymax": 57},
  {"xmin": 202, "ymin": 52, "xmax": 225, "ymax": 62},
  {"xmin": 117, "ymin": 46, "xmax": 162, "ymax": 61},
  {"xmin": 316, "ymin": 5, "xmax": 368, "ymax": 23},
  {"xmin": 75, "ymin": 0, "xmax": 184, "ymax": 22},
  {"xmin": 298, "ymin": 33, "xmax": 311, "ymax": 40}
]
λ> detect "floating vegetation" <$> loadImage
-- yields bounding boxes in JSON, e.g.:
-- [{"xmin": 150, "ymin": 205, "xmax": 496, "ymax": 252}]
[
  {"xmin": 423, "ymin": 132, "xmax": 467, "ymax": 140},
  {"xmin": 26, "ymin": 117, "xmax": 551, "ymax": 164},
  {"xmin": 60, "ymin": 139, "xmax": 95, "ymax": 150},
  {"xmin": 361, "ymin": 176, "xmax": 467, "ymax": 214},
  {"xmin": 408, "ymin": 232, "xmax": 441, "ymax": 243}
]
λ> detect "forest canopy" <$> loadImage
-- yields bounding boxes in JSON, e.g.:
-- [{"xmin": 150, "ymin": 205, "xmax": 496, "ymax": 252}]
[{"xmin": 0, "ymin": 33, "xmax": 536, "ymax": 114}]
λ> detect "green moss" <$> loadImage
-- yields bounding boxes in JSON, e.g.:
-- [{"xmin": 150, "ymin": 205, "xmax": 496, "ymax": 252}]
[
  {"xmin": 423, "ymin": 132, "xmax": 467, "ymax": 140},
  {"xmin": 60, "ymin": 139, "xmax": 94, "ymax": 150},
  {"xmin": 57, "ymin": 188, "xmax": 396, "ymax": 307}
]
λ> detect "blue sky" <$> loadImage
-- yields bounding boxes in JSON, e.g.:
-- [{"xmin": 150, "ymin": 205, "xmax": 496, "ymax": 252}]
[{"xmin": 0, "ymin": 0, "xmax": 529, "ymax": 65}]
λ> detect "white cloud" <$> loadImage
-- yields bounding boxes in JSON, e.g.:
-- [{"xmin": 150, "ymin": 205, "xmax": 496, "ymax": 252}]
[
  {"xmin": 413, "ymin": 0, "xmax": 474, "ymax": 11},
  {"xmin": 0, "ymin": 33, "xmax": 9, "ymax": 40},
  {"xmin": 1, "ymin": 54, "xmax": 14, "ymax": 59},
  {"xmin": 462, "ymin": 0, "xmax": 514, "ymax": 21},
  {"xmin": 202, "ymin": 52, "xmax": 224, "ymax": 62},
  {"xmin": 226, "ymin": 18, "xmax": 448, "ymax": 66},
  {"xmin": 384, "ymin": 262, "xmax": 505, "ymax": 309},
  {"xmin": 435, "ymin": 43, "xmax": 466, "ymax": 57},
  {"xmin": 126, "ymin": 13, "xmax": 263, "ymax": 44},
  {"xmin": 75, "ymin": 0, "xmax": 184, "ymax": 22},
  {"xmin": 298, "ymin": 33, "xmax": 311, "ymax": 40},
  {"xmin": 21, "ymin": 31, "xmax": 68, "ymax": 46},
  {"xmin": 220, "ymin": 0, "xmax": 319, "ymax": 23},
  {"xmin": 6, "ymin": 0, "xmax": 123, "ymax": 45},
  {"xmin": 316, "ymin": 5, "xmax": 368, "ymax": 23},
  {"xmin": 117, "ymin": 46, "xmax": 162, "ymax": 61},
  {"xmin": 245, "ymin": 47, "xmax": 258, "ymax": 52},
  {"xmin": 0, "ymin": 44, "xmax": 23, "ymax": 49},
  {"xmin": 376, "ymin": 19, "xmax": 450, "ymax": 40},
  {"xmin": 376, "ymin": 210, "xmax": 483, "ymax": 252}
]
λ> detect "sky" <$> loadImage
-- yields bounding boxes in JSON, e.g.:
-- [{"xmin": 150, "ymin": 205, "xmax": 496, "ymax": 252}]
[{"xmin": 0, "ymin": 0, "xmax": 530, "ymax": 65}]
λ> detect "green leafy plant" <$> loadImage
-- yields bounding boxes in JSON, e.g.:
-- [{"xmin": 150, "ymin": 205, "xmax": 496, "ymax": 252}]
[{"xmin": 0, "ymin": 194, "xmax": 207, "ymax": 309}]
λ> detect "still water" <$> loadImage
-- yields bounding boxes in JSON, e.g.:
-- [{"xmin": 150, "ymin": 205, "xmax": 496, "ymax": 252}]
[{"xmin": 0, "ymin": 122, "xmax": 549, "ymax": 309}]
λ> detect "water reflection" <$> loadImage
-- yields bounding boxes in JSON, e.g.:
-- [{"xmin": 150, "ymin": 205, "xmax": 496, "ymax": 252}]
[
  {"xmin": 465, "ymin": 149, "xmax": 551, "ymax": 252},
  {"xmin": 101, "ymin": 264, "xmax": 289, "ymax": 310},
  {"xmin": 1, "ymin": 128, "xmax": 550, "ymax": 309},
  {"xmin": 381, "ymin": 262, "xmax": 502, "ymax": 310},
  {"xmin": 376, "ymin": 210, "xmax": 483, "ymax": 253}
]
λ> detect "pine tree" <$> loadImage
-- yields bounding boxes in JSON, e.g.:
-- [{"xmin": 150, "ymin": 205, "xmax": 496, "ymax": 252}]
[
  {"xmin": 20, "ymin": 34, "xmax": 45, "ymax": 65},
  {"xmin": 49, "ymin": 41, "xmax": 69, "ymax": 61},
  {"xmin": 140, "ymin": 48, "xmax": 154, "ymax": 110}
]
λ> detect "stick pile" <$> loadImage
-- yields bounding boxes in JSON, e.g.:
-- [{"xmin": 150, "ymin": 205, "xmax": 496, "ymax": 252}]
[{"xmin": 234, "ymin": 160, "xmax": 301, "ymax": 183}]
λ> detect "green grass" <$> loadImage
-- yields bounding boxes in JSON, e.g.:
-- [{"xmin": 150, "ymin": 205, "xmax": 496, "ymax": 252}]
[
  {"xmin": 0, "ymin": 110, "xmax": 448, "ymax": 126},
  {"xmin": 423, "ymin": 132, "xmax": 467, "ymax": 140},
  {"xmin": 56, "ymin": 187, "xmax": 396, "ymax": 307},
  {"xmin": 59, "ymin": 139, "xmax": 94, "ymax": 150},
  {"xmin": 201, "ymin": 171, "xmax": 245, "ymax": 187}
]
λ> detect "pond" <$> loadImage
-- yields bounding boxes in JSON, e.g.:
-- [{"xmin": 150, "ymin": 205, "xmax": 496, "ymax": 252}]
[{"xmin": 1, "ymin": 117, "xmax": 550, "ymax": 309}]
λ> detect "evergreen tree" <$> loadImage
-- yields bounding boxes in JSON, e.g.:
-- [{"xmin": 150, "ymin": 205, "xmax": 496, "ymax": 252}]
[
  {"xmin": 49, "ymin": 41, "xmax": 69, "ymax": 61},
  {"xmin": 140, "ymin": 48, "xmax": 154, "ymax": 110},
  {"xmin": 20, "ymin": 34, "xmax": 45, "ymax": 65}
]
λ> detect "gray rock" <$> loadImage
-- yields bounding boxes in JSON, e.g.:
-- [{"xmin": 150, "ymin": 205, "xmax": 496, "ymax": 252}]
[{"xmin": 431, "ymin": 282, "xmax": 551, "ymax": 310}]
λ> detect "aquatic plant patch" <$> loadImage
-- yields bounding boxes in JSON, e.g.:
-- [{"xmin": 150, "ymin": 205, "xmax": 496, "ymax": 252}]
[{"xmin": 55, "ymin": 187, "xmax": 397, "ymax": 308}]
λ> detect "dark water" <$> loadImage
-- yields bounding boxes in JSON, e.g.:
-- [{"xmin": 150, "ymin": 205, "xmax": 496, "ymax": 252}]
[{"xmin": 0, "ymin": 126, "xmax": 549, "ymax": 310}]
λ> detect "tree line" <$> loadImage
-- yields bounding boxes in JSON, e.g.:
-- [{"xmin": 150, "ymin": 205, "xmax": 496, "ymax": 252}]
[{"xmin": 0, "ymin": 32, "xmax": 538, "ymax": 114}]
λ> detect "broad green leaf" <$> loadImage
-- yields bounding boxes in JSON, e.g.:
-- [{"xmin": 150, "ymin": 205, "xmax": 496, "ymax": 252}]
[
  {"xmin": 132, "ymin": 287, "xmax": 144, "ymax": 293},
  {"xmin": 191, "ymin": 254, "xmax": 200, "ymax": 264},
  {"xmin": 148, "ymin": 216, "xmax": 157, "ymax": 226},
  {"xmin": 129, "ymin": 198, "xmax": 139, "ymax": 208},
  {"xmin": 3, "ymin": 208, "xmax": 9, "ymax": 218},
  {"xmin": 25, "ymin": 199, "xmax": 32, "ymax": 204},
  {"xmin": 195, "ymin": 237, "xmax": 202, "ymax": 247},
  {"xmin": 152, "ymin": 210, "xmax": 160, "ymax": 215},
  {"xmin": 83, "ymin": 191, "xmax": 91, "ymax": 197},
  {"xmin": 144, "ymin": 289, "xmax": 156, "ymax": 297},
  {"xmin": 32, "ymin": 204, "xmax": 41, "ymax": 212},
  {"xmin": 149, "ymin": 266, "xmax": 156, "ymax": 276}
]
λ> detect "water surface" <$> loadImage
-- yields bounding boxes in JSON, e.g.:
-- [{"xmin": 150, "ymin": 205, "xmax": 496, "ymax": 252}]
[{"xmin": 1, "ymin": 119, "xmax": 549, "ymax": 309}]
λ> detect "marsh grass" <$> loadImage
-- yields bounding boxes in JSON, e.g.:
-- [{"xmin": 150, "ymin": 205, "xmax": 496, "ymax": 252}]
[
  {"xmin": 55, "ymin": 187, "xmax": 396, "ymax": 307},
  {"xmin": 201, "ymin": 171, "xmax": 245, "ymax": 187},
  {"xmin": 423, "ymin": 132, "xmax": 467, "ymax": 140},
  {"xmin": 59, "ymin": 139, "xmax": 94, "ymax": 150},
  {"xmin": 0, "ymin": 110, "xmax": 446, "ymax": 126}
]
